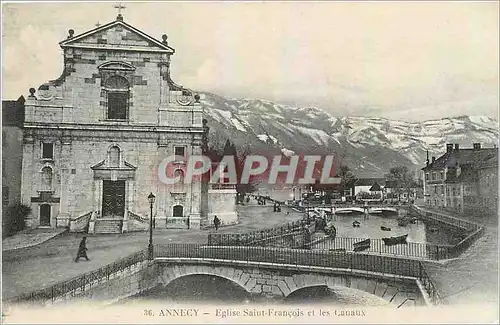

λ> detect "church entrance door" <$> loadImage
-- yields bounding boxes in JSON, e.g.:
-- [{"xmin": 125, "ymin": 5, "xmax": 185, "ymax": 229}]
[
  {"xmin": 40, "ymin": 204, "xmax": 51, "ymax": 227},
  {"xmin": 102, "ymin": 180, "xmax": 126, "ymax": 218}
]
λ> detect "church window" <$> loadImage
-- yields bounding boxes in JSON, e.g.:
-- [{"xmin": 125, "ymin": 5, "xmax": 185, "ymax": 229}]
[
  {"xmin": 105, "ymin": 76, "xmax": 130, "ymax": 120},
  {"xmin": 109, "ymin": 146, "xmax": 120, "ymax": 167},
  {"xmin": 41, "ymin": 166, "xmax": 53, "ymax": 191},
  {"xmin": 174, "ymin": 146, "xmax": 186, "ymax": 158},
  {"xmin": 42, "ymin": 142, "xmax": 54, "ymax": 159},
  {"xmin": 173, "ymin": 169, "xmax": 185, "ymax": 193}
]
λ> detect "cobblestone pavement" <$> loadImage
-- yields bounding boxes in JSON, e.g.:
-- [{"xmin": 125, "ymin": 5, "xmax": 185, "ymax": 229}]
[
  {"xmin": 2, "ymin": 228, "xmax": 67, "ymax": 252},
  {"xmin": 418, "ymin": 206, "xmax": 499, "ymax": 305},
  {"xmin": 2, "ymin": 205, "xmax": 303, "ymax": 299}
]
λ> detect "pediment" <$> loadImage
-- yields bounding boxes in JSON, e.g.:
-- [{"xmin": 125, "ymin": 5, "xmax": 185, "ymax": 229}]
[
  {"xmin": 59, "ymin": 20, "xmax": 175, "ymax": 53},
  {"xmin": 98, "ymin": 61, "xmax": 136, "ymax": 71},
  {"xmin": 91, "ymin": 159, "xmax": 137, "ymax": 171}
]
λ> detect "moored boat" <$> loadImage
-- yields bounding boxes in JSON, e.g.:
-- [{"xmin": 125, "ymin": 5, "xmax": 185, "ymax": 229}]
[
  {"xmin": 382, "ymin": 234, "xmax": 408, "ymax": 246},
  {"xmin": 353, "ymin": 238, "xmax": 371, "ymax": 252}
]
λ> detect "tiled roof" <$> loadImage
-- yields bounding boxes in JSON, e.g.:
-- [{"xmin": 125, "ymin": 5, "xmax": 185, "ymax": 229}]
[
  {"xmin": 369, "ymin": 182, "xmax": 382, "ymax": 191},
  {"xmin": 456, "ymin": 165, "xmax": 478, "ymax": 183},
  {"xmin": 477, "ymin": 151, "xmax": 498, "ymax": 169},
  {"xmin": 422, "ymin": 148, "xmax": 498, "ymax": 171},
  {"xmin": 354, "ymin": 178, "xmax": 386, "ymax": 187}
]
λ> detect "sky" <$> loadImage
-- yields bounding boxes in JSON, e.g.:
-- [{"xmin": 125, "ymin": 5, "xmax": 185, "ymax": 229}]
[{"xmin": 2, "ymin": 1, "xmax": 498, "ymax": 122}]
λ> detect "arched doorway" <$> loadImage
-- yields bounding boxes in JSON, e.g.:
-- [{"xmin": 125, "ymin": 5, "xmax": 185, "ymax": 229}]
[
  {"xmin": 173, "ymin": 205, "xmax": 183, "ymax": 218},
  {"xmin": 40, "ymin": 204, "xmax": 51, "ymax": 227}
]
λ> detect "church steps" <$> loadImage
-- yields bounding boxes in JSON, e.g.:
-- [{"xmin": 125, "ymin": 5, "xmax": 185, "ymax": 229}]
[{"xmin": 93, "ymin": 219, "xmax": 123, "ymax": 234}]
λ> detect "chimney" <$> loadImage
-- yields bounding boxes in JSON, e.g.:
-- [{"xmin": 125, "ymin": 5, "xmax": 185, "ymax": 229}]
[
  {"xmin": 473, "ymin": 143, "xmax": 481, "ymax": 150},
  {"xmin": 446, "ymin": 144, "xmax": 453, "ymax": 153},
  {"xmin": 432, "ymin": 156, "xmax": 436, "ymax": 163},
  {"xmin": 454, "ymin": 144, "xmax": 459, "ymax": 151}
]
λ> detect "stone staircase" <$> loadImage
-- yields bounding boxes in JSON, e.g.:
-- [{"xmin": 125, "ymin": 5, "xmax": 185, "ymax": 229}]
[{"xmin": 93, "ymin": 219, "xmax": 123, "ymax": 234}]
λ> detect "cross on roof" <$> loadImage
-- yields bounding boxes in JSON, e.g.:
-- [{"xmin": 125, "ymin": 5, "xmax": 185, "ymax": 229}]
[
  {"xmin": 95, "ymin": 22, "xmax": 101, "ymax": 27},
  {"xmin": 114, "ymin": 3, "xmax": 126, "ymax": 14}
]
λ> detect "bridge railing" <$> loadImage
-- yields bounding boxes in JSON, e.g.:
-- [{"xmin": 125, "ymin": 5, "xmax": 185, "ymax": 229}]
[
  {"xmin": 208, "ymin": 216, "xmax": 313, "ymax": 246},
  {"xmin": 153, "ymin": 243, "xmax": 441, "ymax": 304},
  {"xmin": 409, "ymin": 205, "xmax": 480, "ymax": 231},
  {"xmin": 409, "ymin": 205, "xmax": 485, "ymax": 258},
  {"xmin": 6, "ymin": 249, "xmax": 148, "ymax": 305},
  {"xmin": 311, "ymin": 236, "xmax": 456, "ymax": 260}
]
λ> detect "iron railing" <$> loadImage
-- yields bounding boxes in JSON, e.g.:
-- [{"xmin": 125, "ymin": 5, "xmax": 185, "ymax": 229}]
[
  {"xmin": 7, "ymin": 249, "xmax": 148, "ymax": 305},
  {"xmin": 7, "ymin": 243, "xmax": 443, "ymax": 306},
  {"xmin": 208, "ymin": 205, "xmax": 483, "ymax": 261},
  {"xmin": 208, "ymin": 216, "xmax": 314, "ymax": 246},
  {"xmin": 409, "ymin": 205, "xmax": 480, "ymax": 231},
  {"xmin": 153, "ymin": 243, "xmax": 441, "ymax": 305},
  {"xmin": 419, "ymin": 262, "xmax": 443, "ymax": 305}
]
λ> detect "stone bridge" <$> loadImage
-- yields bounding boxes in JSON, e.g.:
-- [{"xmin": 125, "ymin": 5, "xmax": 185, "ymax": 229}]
[
  {"xmin": 155, "ymin": 258, "xmax": 423, "ymax": 307},
  {"xmin": 10, "ymin": 245, "xmax": 439, "ymax": 308}
]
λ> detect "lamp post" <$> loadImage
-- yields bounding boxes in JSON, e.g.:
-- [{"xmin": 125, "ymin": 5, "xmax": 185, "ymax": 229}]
[{"xmin": 147, "ymin": 192, "xmax": 156, "ymax": 260}]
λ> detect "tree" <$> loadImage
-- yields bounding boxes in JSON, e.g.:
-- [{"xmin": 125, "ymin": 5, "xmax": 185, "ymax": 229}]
[
  {"xmin": 385, "ymin": 166, "xmax": 415, "ymax": 202},
  {"xmin": 3, "ymin": 201, "xmax": 31, "ymax": 237},
  {"xmin": 336, "ymin": 164, "xmax": 356, "ymax": 196},
  {"xmin": 235, "ymin": 144, "xmax": 258, "ymax": 197}
]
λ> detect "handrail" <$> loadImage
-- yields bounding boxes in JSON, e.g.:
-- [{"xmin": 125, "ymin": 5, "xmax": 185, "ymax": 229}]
[
  {"xmin": 69, "ymin": 211, "xmax": 93, "ymax": 232},
  {"xmin": 7, "ymin": 249, "xmax": 148, "ymax": 305},
  {"xmin": 128, "ymin": 211, "xmax": 148, "ymax": 223},
  {"xmin": 153, "ymin": 243, "xmax": 442, "ymax": 305},
  {"xmin": 7, "ymin": 244, "xmax": 443, "ymax": 306},
  {"xmin": 419, "ymin": 262, "xmax": 444, "ymax": 305}
]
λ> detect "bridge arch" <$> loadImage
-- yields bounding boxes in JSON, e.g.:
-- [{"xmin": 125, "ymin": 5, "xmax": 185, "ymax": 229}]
[
  {"xmin": 156, "ymin": 262, "xmax": 421, "ymax": 307},
  {"xmin": 158, "ymin": 264, "xmax": 253, "ymax": 294}
]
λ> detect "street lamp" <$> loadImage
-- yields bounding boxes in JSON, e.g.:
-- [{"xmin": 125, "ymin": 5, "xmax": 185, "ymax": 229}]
[{"xmin": 147, "ymin": 192, "xmax": 156, "ymax": 260}]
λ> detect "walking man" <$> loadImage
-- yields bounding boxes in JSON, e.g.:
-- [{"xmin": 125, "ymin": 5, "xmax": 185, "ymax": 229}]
[
  {"xmin": 74, "ymin": 236, "xmax": 89, "ymax": 262},
  {"xmin": 213, "ymin": 215, "xmax": 221, "ymax": 231}
]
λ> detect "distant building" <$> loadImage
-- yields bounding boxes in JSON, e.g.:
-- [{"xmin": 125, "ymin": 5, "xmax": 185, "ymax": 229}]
[
  {"xmin": 350, "ymin": 178, "xmax": 386, "ymax": 198},
  {"xmin": 2, "ymin": 97, "xmax": 25, "ymax": 235},
  {"xmin": 2, "ymin": 96, "xmax": 25, "ymax": 207},
  {"xmin": 421, "ymin": 143, "xmax": 498, "ymax": 217},
  {"xmin": 383, "ymin": 180, "xmax": 420, "ymax": 202}
]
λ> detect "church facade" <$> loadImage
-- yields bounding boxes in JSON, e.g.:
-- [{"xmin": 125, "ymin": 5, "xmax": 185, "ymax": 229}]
[{"xmin": 21, "ymin": 14, "xmax": 207, "ymax": 232}]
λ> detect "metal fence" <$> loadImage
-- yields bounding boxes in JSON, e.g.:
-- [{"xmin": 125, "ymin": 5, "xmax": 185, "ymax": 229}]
[
  {"xmin": 6, "ymin": 249, "xmax": 148, "ymax": 305},
  {"xmin": 409, "ymin": 205, "xmax": 481, "ymax": 231},
  {"xmin": 207, "ymin": 216, "xmax": 314, "ymax": 246},
  {"xmin": 208, "ymin": 205, "xmax": 484, "ymax": 261},
  {"xmin": 153, "ymin": 243, "xmax": 441, "ymax": 304},
  {"xmin": 7, "ymin": 243, "xmax": 442, "ymax": 306},
  {"xmin": 310, "ymin": 236, "xmax": 456, "ymax": 260}
]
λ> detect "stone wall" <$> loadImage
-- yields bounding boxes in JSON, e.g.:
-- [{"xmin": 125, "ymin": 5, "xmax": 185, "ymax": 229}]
[
  {"xmin": 21, "ymin": 128, "xmax": 203, "ymax": 228},
  {"xmin": 207, "ymin": 188, "xmax": 238, "ymax": 227},
  {"xmin": 156, "ymin": 261, "xmax": 423, "ymax": 307}
]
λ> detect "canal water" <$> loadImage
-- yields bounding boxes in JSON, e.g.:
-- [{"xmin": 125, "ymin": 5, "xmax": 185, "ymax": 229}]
[
  {"xmin": 122, "ymin": 274, "xmax": 391, "ymax": 307},
  {"xmin": 324, "ymin": 210, "xmax": 462, "ymax": 246}
]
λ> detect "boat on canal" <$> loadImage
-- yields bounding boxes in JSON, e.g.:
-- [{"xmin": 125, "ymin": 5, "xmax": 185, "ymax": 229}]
[{"xmin": 382, "ymin": 234, "xmax": 408, "ymax": 246}]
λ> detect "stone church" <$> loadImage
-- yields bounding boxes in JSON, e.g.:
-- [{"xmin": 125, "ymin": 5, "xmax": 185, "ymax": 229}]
[{"xmin": 20, "ymin": 13, "xmax": 224, "ymax": 233}]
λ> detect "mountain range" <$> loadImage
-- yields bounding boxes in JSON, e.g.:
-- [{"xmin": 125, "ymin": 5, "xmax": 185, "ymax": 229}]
[{"xmin": 199, "ymin": 92, "xmax": 499, "ymax": 178}]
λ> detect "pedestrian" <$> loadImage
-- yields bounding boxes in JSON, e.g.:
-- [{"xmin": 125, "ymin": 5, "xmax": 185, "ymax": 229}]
[
  {"xmin": 74, "ymin": 236, "xmax": 89, "ymax": 262},
  {"xmin": 213, "ymin": 215, "xmax": 221, "ymax": 231}
]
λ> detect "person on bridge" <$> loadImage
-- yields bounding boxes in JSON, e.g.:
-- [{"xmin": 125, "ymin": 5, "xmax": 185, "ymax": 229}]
[
  {"xmin": 74, "ymin": 236, "xmax": 89, "ymax": 262},
  {"xmin": 213, "ymin": 215, "xmax": 221, "ymax": 231}
]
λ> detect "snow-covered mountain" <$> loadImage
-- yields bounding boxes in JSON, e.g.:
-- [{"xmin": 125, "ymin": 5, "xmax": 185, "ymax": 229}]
[{"xmin": 200, "ymin": 92, "xmax": 499, "ymax": 177}]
